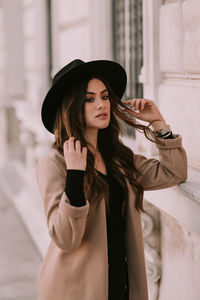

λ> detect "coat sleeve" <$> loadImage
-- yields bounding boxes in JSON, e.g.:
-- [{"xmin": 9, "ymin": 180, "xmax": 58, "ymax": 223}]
[
  {"xmin": 36, "ymin": 152, "xmax": 90, "ymax": 253},
  {"xmin": 134, "ymin": 134, "xmax": 187, "ymax": 191}
]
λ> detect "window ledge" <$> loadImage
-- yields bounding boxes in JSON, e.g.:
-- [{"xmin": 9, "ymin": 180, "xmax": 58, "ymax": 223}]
[
  {"xmin": 180, "ymin": 182, "xmax": 200, "ymax": 204},
  {"xmin": 180, "ymin": 166, "xmax": 200, "ymax": 204}
]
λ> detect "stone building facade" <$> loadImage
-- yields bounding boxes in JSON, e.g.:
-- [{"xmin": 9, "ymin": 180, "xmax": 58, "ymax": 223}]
[{"xmin": 0, "ymin": 0, "xmax": 199, "ymax": 299}]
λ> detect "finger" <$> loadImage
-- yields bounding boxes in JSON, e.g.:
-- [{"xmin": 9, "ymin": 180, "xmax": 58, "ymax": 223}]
[
  {"xmin": 63, "ymin": 140, "xmax": 69, "ymax": 151},
  {"xmin": 124, "ymin": 99, "xmax": 136, "ymax": 108},
  {"xmin": 123, "ymin": 100, "xmax": 132, "ymax": 104},
  {"xmin": 68, "ymin": 137, "xmax": 75, "ymax": 151},
  {"xmin": 124, "ymin": 99, "xmax": 136, "ymax": 106},
  {"xmin": 135, "ymin": 99, "xmax": 141, "ymax": 110},
  {"xmin": 82, "ymin": 147, "xmax": 87, "ymax": 157},
  {"xmin": 130, "ymin": 99, "xmax": 137, "ymax": 108},
  {"xmin": 75, "ymin": 140, "xmax": 81, "ymax": 153},
  {"xmin": 141, "ymin": 99, "xmax": 146, "ymax": 110}
]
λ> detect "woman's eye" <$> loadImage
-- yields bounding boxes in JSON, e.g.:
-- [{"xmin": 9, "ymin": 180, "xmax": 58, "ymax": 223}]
[
  {"xmin": 86, "ymin": 98, "xmax": 94, "ymax": 102},
  {"xmin": 103, "ymin": 96, "xmax": 109, "ymax": 100}
]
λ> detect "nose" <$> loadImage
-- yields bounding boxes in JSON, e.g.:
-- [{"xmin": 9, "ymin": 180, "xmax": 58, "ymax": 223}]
[{"xmin": 96, "ymin": 98, "xmax": 105, "ymax": 110}]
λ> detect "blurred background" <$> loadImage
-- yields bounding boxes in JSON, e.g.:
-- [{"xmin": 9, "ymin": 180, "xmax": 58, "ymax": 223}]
[{"xmin": 0, "ymin": 0, "xmax": 200, "ymax": 299}]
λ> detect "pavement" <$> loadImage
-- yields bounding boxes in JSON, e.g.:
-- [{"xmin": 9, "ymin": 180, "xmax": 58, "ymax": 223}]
[{"xmin": 0, "ymin": 186, "xmax": 42, "ymax": 300}]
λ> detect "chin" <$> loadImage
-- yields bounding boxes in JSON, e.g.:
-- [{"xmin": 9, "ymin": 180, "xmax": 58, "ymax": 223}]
[
  {"xmin": 98, "ymin": 122, "xmax": 110, "ymax": 129},
  {"xmin": 86, "ymin": 118, "xmax": 110, "ymax": 130}
]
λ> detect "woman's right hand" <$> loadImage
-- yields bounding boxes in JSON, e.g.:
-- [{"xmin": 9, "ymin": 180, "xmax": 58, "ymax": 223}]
[{"xmin": 63, "ymin": 137, "xmax": 87, "ymax": 171}]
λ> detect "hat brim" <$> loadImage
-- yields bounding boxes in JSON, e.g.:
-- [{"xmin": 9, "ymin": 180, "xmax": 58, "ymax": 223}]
[{"xmin": 41, "ymin": 60, "xmax": 127, "ymax": 133}]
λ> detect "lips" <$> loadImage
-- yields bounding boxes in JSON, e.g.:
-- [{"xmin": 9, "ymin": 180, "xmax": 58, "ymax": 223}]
[{"xmin": 96, "ymin": 113, "xmax": 108, "ymax": 117}]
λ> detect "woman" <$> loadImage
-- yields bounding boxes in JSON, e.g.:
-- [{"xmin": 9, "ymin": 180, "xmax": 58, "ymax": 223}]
[{"xmin": 36, "ymin": 59, "xmax": 187, "ymax": 300}]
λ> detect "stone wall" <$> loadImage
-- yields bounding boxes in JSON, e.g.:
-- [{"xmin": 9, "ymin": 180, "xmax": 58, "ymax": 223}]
[{"xmin": 140, "ymin": 1, "xmax": 200, "ymax": 299}]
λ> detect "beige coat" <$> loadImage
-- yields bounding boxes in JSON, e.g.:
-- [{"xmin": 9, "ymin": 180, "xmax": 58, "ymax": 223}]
[{"xmin": 36, "ymin": 135, "xmax": 187, "ymax": 300}]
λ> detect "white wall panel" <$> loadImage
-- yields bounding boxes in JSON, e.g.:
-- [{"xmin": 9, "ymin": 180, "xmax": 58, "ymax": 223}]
[
  {"xmin": 59, "ymin": 24, "xmax": 90, "ymax": 66},
  {"xmin": 159, "ymin": 81, "xmax": 200, "ymax": 167},
  {"xmin": 58, "ymin": 0, "xmax": 89, "ymax": 24},
  {"xmin": 183, "ymin": 0, "xmax": 200, "ymax": 73},
  {"xmin": 159, "ymin": 3, "xmax": 183, "ymax": 74},
  {"xmin": 22, "ymin": 5, "xmax": 36, "ymax": 38}
]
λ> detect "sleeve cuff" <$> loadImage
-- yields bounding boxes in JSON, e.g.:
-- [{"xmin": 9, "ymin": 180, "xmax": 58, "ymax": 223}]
[
  {"xmin": 156, "ymin": 134, "xmax": 182, "ymax": 150},
  {"xmin": 59, "ymin": 192, "xmax": 90, "ymax": 218}
]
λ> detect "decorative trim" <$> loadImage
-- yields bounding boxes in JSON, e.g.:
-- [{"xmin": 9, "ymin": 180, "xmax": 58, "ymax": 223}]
[{"xmin": 142, "ymin": 201, "xmax": 161, "ymax": 300}]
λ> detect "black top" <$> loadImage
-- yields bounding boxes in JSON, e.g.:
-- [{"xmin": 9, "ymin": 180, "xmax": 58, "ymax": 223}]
[
  {"xmin": 65, "ymin": 169, "xmax": 129, "ymax": 299},
  {"xmin": 98, "ymin": 170, "xmax": 129, "ymax": 300}
]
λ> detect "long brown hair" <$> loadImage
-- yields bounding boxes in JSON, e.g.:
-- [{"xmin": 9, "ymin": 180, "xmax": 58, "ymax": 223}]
[{"xmin": 52, "ymin": 75, "xmax": 156, "ymax": 217}]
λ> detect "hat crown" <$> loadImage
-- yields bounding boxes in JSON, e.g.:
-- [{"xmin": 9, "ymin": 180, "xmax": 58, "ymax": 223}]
[{"xmin": 52, "ymin": 59, "xmax": 85, "ymax": 85}]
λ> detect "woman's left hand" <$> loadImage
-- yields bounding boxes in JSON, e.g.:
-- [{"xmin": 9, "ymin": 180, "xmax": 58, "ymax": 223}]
[{"xmin": 123, "ymin": 98, "xmax": 167, "ymax": 131}]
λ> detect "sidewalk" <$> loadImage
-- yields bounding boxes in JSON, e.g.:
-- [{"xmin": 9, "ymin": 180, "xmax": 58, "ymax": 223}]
[{"xmin": 0, "ymin": 186, "xmax": 42, "ymax": 300}]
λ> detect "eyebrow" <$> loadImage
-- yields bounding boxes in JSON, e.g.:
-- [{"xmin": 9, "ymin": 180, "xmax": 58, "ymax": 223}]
[{"xmin": 86, "ymin": 89, "xmax": 108, "ymax": 95}]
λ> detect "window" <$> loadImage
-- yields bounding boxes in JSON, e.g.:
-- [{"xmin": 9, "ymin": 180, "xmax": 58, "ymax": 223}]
[{"xmin": 112, "ymin": 0, "xmax": 143, "ymax": 136}]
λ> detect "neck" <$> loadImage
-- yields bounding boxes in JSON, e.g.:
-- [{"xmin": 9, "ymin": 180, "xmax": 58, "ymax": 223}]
[{"xmin": 84, "ymin": 128, "xmax": 99, "ymax": 153}]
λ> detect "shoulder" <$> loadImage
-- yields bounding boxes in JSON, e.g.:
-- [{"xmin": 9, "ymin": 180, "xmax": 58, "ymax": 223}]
[{"xmin": 36, "ymin": 148, "xmax": 66, "ymax": 176}]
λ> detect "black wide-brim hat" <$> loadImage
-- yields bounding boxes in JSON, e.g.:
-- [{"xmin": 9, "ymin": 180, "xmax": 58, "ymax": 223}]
[{"xmin": 41, "ymin": 59, "xmax": 127, "ymax": 133}]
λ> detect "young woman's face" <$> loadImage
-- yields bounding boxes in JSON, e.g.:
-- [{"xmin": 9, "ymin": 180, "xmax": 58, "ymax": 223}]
[{"xmin": 84, "ymin": 78, "xmax": 111, "ymax": 130}]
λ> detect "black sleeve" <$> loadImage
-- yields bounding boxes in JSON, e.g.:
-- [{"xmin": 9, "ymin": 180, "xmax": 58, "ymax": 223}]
[{"xmin": 65, "ymin": 170, "xmax": 86, "ymax": 207}]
